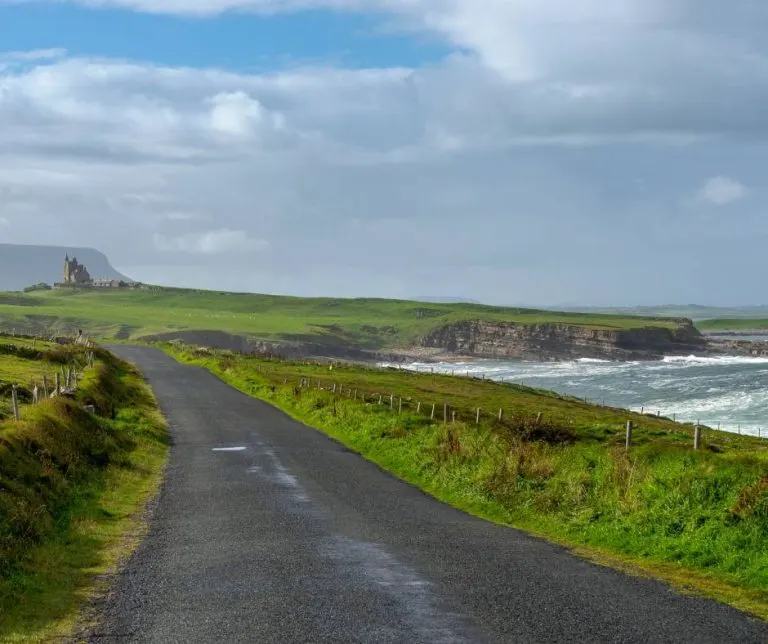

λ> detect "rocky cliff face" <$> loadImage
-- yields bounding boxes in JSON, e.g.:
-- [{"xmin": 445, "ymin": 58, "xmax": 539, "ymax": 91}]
[{"xmin": 419, "ymin": 319, "xmax": 707, "ymax": 361}]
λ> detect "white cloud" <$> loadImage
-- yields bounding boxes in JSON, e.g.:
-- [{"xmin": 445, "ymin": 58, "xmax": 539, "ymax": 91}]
[
  {"xmin": 0, "ymin": 48, "xmax": 68, "ymax": 62},
  {"xmin": 1, "ymin": 0, "xmax": 768, "ymax": 304},
  {"xmin": 153, "ymin": 229, "xmax": 270, "ymax": 254},
  {"xmin": 699, "ymin": 176, "xmax": 747, "ymax": 206}
]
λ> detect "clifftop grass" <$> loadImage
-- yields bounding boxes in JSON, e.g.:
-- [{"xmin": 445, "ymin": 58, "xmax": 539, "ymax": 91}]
[
  {"xmin": 0, "ymin": 338, "xmax": 167, "ymax": 640},
  {"xmin": 0, "ymin": 286, "xmax": 684, "ymax": 351},
  {"xmin": 165, "ymin": 344, "xmax": 768, "ymax": 619},
  {"xmin": 698, "ymin": 318, "xmax": 768, "ymax": 331}
]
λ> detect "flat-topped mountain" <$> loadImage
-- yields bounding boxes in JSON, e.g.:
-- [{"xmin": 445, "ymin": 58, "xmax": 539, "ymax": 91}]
[{"xmin": 0, "ymin": 244, "xmax": 131, "ymax": 291}]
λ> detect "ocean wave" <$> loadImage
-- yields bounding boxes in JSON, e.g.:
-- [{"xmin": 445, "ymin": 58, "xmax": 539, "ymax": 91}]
[{"xmin": 662, "ymin": 355, "xmax": 768, "ymax": 366}]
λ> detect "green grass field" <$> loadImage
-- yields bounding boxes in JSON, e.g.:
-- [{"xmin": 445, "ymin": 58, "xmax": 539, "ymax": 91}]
[
  {"xmin": 164, "ymin": 343, "xmax": 768, "ymax": 619},
  {"xmin": 698, "ymin": 319, "xmax": 768, "ymax": 332},
  {"xmin": 0, "ymin": 286, "xmax": 685, "ymax": 352},
  {"xmin": 0, "ymin": 336, "xmax": 168, "ymax": 640}
]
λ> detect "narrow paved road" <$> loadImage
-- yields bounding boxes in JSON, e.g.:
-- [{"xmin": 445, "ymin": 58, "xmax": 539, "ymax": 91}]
[{"xmin": 92, "ymin": 346, "xmax": 767, "ymax": 643}]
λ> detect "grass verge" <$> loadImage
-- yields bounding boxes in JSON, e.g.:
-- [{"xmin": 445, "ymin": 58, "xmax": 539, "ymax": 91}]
[
  {"xmin": 0, "ymin": 343, "xmax": 168, "ymax": 641},
  {"xmin": 164, "ymin": 343, "xmax": 768, "ymax": 621}
]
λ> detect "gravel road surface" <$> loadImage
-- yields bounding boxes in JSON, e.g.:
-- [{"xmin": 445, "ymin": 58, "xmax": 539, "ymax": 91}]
[{"xmin": 89, "ymin": 346, "xmax": 768, "ymax": 643}]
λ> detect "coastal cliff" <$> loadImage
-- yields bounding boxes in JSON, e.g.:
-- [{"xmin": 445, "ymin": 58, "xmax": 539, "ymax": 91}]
[
  {"xmin": 418, "ymin": 319, "xmax": 707, "ymax": 361},
  {"xmin": 143, "ymin": 321, "xmax": 709, "ymax": 363}
]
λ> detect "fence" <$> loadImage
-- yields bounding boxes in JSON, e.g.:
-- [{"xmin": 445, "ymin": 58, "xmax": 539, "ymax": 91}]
[
  {"xmin": 178, "ymin": 342, "xmax": 768, "ymax": 447},
  {"xmin": 288, "ymin": 376, "xmax": 737, "ymax": 452},
  {"xmin": 1, "ymin": 329, "xmax": 96, "ymax": 421}
]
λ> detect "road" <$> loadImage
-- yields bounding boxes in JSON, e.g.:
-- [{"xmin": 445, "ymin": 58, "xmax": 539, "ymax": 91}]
[{"xmin": 91, "ymin": 346, "xmax": 767, "ymax": 643}]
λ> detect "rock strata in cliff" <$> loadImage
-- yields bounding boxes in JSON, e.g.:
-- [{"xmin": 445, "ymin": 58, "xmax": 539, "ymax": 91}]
[{"xmin": 418, "ymin": 319, "xmax": 707, "ymax": 361}]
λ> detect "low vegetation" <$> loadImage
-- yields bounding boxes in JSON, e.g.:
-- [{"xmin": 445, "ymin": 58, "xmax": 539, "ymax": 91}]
[
  {"xmin": 0, "ymin": 336, "xmax": 168, "ymax": 640},
  {"xmin": 698, "ymin": 318, "xmax": 768, "ymax": 332},
  {"xmin": 164, "ymin": 343, "xmax": 768, "ymax": 619},
  {"xmin": 0, "ymin": 286, "xmax": 684, "ymax": 352}
]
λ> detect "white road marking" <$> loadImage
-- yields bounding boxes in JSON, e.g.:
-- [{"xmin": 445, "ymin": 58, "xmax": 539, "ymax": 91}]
[{"xmin": 212, "ymin": 447, "xmax": 246, "ymax": 452}]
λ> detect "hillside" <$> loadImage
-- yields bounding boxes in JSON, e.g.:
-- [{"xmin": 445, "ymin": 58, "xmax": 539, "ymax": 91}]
[
  {"xmin": 0, "ymin": 244, "xmax": 132, "ymax": 292},
  {"xmin": 0, "ymin": 286, "xmax": 703, "ymax": 360}
]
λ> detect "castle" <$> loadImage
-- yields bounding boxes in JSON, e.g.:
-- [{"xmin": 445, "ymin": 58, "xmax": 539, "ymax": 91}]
[
  {"xmin": 63, "ymin": 255, "xmax": 92, "ymax": 285},
  {"xmin": 57, "ymin": 255, "xmax": 135, "ymax": 289}
]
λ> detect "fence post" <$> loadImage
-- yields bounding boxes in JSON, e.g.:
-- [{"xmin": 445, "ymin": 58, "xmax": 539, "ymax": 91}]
[
  {"xmin": 33, "ymin": 385, "xmax": 39, "ymax": 404},
  {"xmin": 390, "ymin": 394, "xmax": 394, "ymax": 409},
  {"xmin": 476, "ymin": 408, "xmax": 481, "ymax": 425},
  {"xmin": 625, "ymin": 420, "xmax": 633, "ymax": 450},
  {"xmin": 444, "ymin": 403, "xmax": 448, "ymax": 424},
  {"xmin": 452, "ymin": 411, "xmax": 456, "ymax": 424},
  {"xmin": 11, "ymin": 385, "xmax": 20, "ymax": 420},
  {"xmin": 417, "ymin": 402, "xmax": 422, "ymax": 413},
  {"xmin": 535, "ymin": 412, "xmax": 542, "ymax": 426},
  {"xmin": 55, "ymin": 372, "xmax": 60, "ymax": 395},
  {"xmin": 694, "ymin": 425, "xmax": 702, "ymax": 451},
  {"xmin": 354, "ymin": 389, "xmax": 358, "ymax": 401},
  {"xmin": 378, "ymin": 394, "xmax": 382, "ymax": 404},
  {"xmin": 431, "ymin": 404, "xmax": 436, "ymax": 420},
  {"xmin": 398, "ymin": 398, "xmax": 402, "ymax": 414},
  {"xmin": 42, "ymin": 375, "xmax": 48, "ymax": 398},
  {"xmin": 498, "ymin": 408, "xmax": 503, "ymax": 421}
]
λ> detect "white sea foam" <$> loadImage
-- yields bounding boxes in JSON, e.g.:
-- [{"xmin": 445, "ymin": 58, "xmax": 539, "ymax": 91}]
[{"xmin": 662, "ymin": 354, "xmax": 768, "ymax": 366}]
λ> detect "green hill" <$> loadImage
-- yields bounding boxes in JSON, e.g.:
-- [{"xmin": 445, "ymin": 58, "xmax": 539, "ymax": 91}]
[{"xmin": 0, "ymin": 286, "xmax": 683, "ymax": 352}]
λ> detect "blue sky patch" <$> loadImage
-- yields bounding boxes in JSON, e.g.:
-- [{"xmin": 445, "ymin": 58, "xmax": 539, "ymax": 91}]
[{"xmin": 0, "ymin": 4, "xmax": 453, "ymax": 70}]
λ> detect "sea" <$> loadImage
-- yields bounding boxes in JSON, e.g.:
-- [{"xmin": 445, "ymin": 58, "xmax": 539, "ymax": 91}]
[{"xmin": 385, "ymin": 354, "xmax": 768, "ymax": 438}]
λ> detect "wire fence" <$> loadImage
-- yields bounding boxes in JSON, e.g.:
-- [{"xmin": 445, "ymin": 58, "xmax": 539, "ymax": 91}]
[{"xmin": 0, "ymin": 331, "xmax": 96, "ymax": 421}]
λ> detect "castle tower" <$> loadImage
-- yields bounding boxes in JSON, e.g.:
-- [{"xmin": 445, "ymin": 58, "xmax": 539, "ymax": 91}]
[{"xmin": 63, "ymin": 254, "xmax": 72, "ymax": 283}]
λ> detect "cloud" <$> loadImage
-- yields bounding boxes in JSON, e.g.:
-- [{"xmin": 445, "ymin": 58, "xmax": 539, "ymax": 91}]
[
  {"xmin": 152, "ymin": 229, "xmax": 270, "ymax": 254},
  {"xmin": 0, "ymin": 48, "xmax": 68, "ymax": 62},
  {"xmin": 698, "ymin": 176, "xmax": 747, "ymax": 206},
  {"xmin": 1, "ymin": 0, "xmax": 768, "ymax": 306}
]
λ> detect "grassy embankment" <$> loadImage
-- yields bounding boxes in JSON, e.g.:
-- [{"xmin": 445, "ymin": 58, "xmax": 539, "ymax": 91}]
[
  {"xmin": 0, "ymin": 336, "xmax": 168, "ymax": 641},
  {"xmin": 0, "ymin": 287, "xmax": 682, "ymax": 351},
  {"xmin": 164, "ymin": 343, "xmax": 768, "ymax": 619}
]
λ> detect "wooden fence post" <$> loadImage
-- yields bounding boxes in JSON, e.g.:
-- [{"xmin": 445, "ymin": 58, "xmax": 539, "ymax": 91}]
[
  {"xmin": 378, "ymin": 394, "xmax": 383, "ymax": 404},
  {"xmin": 354, "ymin": 389, "xmax": 358, "ymax": 400},
  {"xmin": 431, "ymin": 403, "xmax": 436, "ymax": 420},
  {"xmin": 33, "ymin": 385, "xmax": 39, "ymax": 404},
  {"xmin": 11, "ymin": 385, "xmax": 20, "ymax": 421},
  {"xmin": 476, "ymin": 408, "xmax": 481, "ymax": 425},
  {"xmin": 452, "ymin": 411, "xmax": 457, "ymax": 424},
  {"xmin": 694, "ymin": 425, "xmax": 702, "ymax": 451},
  {"xmin": 42, "ymin": 375, "xmax": 49, "ymax": 398},
  {"xmin": 498, "ymin": 408, "xmax": 503, "ymax": 421},
  {"xmin": 625, "ymin": 420, "xmax": 633, "ymax": 450},
  {"xmin": 55, "ymin": 372, "xmax": 60, "ymax": 395},
  {"xmin": 535, "ymin": 412, "xmax": 542, "ymax": 426},
  {"xmin": 417, "ymin": 402, "xmax": 422, "ymax": 413},
  {"xmin": 398, "ymin": 398, "xmax": 402, "ymax": 414},
  {"xmin": 444, "ymin": 403, "xmax": 448, "ymax": 424},
  {"xmin": 390, "ymin": 394, "xmax": 394, "ymax": 409}
]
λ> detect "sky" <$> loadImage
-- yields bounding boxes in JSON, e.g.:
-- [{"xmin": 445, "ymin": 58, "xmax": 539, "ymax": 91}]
[{"xmin": 0, "ymin": 1, "xmax": 766, "ymax": 307}]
